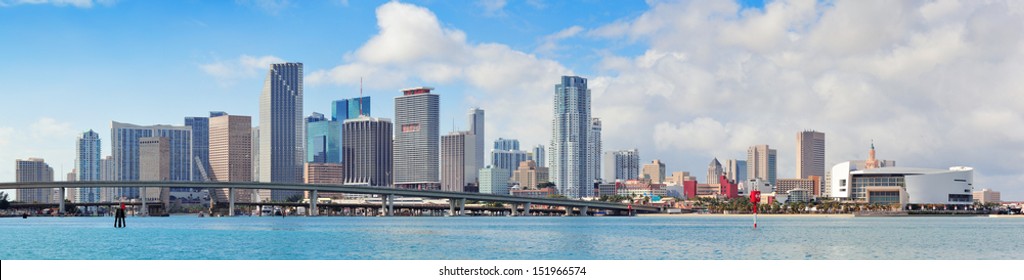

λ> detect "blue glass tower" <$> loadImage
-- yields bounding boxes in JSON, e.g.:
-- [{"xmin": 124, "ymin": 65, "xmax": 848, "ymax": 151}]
[
  {"xmin": 332, "ymin": 96, "xmax": 371, "ymax": 121},
  {"xmin": 110, "ymin": 121, "xmax": 193, "ymax": 199},
  {"xmin": 306, "ymin": 112, "xmax": 342, "ymax": 163}
]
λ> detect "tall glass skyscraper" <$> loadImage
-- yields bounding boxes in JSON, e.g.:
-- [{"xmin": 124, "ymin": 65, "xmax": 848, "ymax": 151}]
[
  {"xmin": 184, "ymin": 116, "xmax": 209, "ymax": 182},
  {"xmin": 532, "ymin": 145, "xmax": 545, "ymax": 168},
  {"xmin": 110, "ymin": 121, "xmax": 192, "ymax": 199},
  {"xmin": 260, "ymin": 62, "xmax": 304, "ymax": 201},
  {"xmin": 75, "ymin": 130, "xmax": 102, "ymax": 203},
  {"xmin": 394, "ymin": 87, "xmax": 440, "ymax": 190},
  {"xmin": 491, "ymin": 138, "xmax": 528, "ymax": 171},
  {"xmin": 467, "ymin": 108, "xmax": 484, "ymax": 183},
  {"xmin": 333, "ymin": 96, "xmax": 371, "ymax": 121},
  {"xmin": 550, "ymin": 76, "xmax": 592, "ymax": 199},
  {"xmin": 306, "ymin": 112, "xmax": 341, "ymax": 163}
]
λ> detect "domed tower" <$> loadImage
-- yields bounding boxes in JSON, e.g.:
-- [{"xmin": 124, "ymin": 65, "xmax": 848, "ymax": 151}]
[{"xmin": 865, "ymin": 140, "xmax": 879, "ymax": 169}]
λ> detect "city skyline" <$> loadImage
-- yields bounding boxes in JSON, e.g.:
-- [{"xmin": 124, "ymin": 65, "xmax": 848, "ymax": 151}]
[{"xmin": 1, "ymin": 0, "xmax": 1022, "ymax": 200}]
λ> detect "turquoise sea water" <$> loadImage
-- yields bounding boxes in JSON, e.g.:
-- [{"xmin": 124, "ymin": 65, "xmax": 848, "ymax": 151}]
[{"xmin": 1, "ymin": 215, "xmax": 1021, "ymax": 260}]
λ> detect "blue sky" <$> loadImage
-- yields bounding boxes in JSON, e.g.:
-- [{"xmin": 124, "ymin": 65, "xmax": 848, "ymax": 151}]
[{"xmin": 2, "ymin": 0, "xmax": 1022, "ymax": 200}]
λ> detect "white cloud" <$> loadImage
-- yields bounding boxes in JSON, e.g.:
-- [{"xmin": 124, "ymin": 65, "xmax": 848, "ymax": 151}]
[
  {"xmin": 30, "ymin": 118, "xmax": 74, "ymax": 140},
  {"xmin": 536, "ymin": 25, "xmax": 584, "ymax": 56},
  {"xmin": 0, "ymin": 0, "xmax": 114, "ymax": 8},
  {"xmin": 307, "ymin": 1, "xmax": 570, "ymax": 150},
  {"xmin": 200, "ymin": 55, "xmax": 284, "ymax": 87},
  {"xmin": 477, "ymin": 0, "xmax": 507, "ymax": 16},
  {"xmin": 586, "ymin": 0, "xmax": 1024, "ymax": 199}
]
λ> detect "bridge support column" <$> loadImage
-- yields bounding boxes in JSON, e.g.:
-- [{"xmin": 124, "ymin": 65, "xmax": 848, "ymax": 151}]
[
  {"xmin": 581, "ymin": 206, "xmax": 589, "ymax": 217},
  {"xmin": 228, "ymin": 187, "xmax": 235, "ymax": 217},
  {"xmin": 565, "ymin": 207, "xmax": 573, "ymax": 216},
  {"xmin": 387, "ymin": 194, "xmax": 394, "ymax": 216},
  {"xmin": 509, "ymin": 203, "xmax": 517, "ymax": 216},
  {"xmin": 141, "ymin": 187, "xmax": 148, "ymax": 216},
  {"xmin": 449, "ymin": 200, "xmax": 456, "ymax": 216},
  {"xmin": 58, "ymin": 187, "xmax": 65, "ymax": 215},
  {"xmin": 309, "ymin": 190, "xmax": 318, "ymax": 216},
  {"xmin": 459, "ymin": 198, "xmax": 465, "ymax": 216},
  {"xmin": 524, "ymin": 202, "xmax": 531, "ymax": 216}
]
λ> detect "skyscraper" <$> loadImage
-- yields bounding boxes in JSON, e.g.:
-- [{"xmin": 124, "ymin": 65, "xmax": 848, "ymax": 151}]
[
  {"xmin": 209, "ymin": 114, "xmax": 253, "ymax": 202},
  {"xmin": 747, "ymin": 144, "xmax": 777, "ymax": 185},
  {"xmin": 184, "ymin": 116, "xmax": 210, "ymax": 182},
  {"xmin": 440, "ymin": 131, "xmax": 475, "ymax": 192},
  {"xmin": 75, "ymin": 130, "xmax": 102, "ymax": 203},
  {"xmin": 138, "ymin": 137, "xmax": 170, "ymax": 208},
  {"xmin": 797, "ymin": 130, "xmax": 826, "ymax": 179},
  {"xmin": 343, "ymin": 116, "xmax": 393, "ymax": 187},
  {"xmin": 259, "ymin": 62, "xmax": 304, "ymax": 201},
  {"xmin": 550, "ymin": 76, "xmax": 592, "ymax": 199},
  {"xmin": 603, "ymin": 149, "xmax": 639, "ymax": 182},
  {"xmin": 491, "ymin": 138, "xmax": 529, "ymax": 172},
  {"xmin": 15, "ymin": 158, "xmax": 54, "ymax": 203},
  {"xmin": 393, "ymin": 87, "xmax": 440, "ymax": 190},
  {"xmin": 532, "ymin": 145, "xmax": 545, "ymax": 168},
  {"xmin": 706, "ymin": 158, "xmax": 723, "ymax": 185},
  {"xmin": 305, "ymin": 112, "xmax": 342, "ymax": 163},
  {"xmin": 642, "ymin": 159, "xmax": 666, "ymax": 184},
  {"xmin": 589, "ymin": 118, "xmax": 602, "ymax": 183},
  {"xmin": 467, "ymin": 108, "xmax": 485, "ymax": 180},
  {"xmin": 333, "ymin": 96, "xmax": 371, "ymax": 121},
  {"xmin": 99, "ymin": 155, "xmax": 114, "ymax": 201},
  {"xmin": 724, "ymin": 159, "xmax": 747, "ymax": 184},
  {"xmin": 111, "ymin": 121, "xmax": 192, "ymax": 199}
]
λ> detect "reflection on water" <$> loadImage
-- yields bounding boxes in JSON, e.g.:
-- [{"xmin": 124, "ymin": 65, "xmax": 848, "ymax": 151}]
[{"xmin": 1, "ymin": 216, "xmax": 1022, "ymax": 259}]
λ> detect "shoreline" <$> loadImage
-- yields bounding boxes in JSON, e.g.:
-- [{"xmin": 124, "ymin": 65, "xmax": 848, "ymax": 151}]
[{"xmin": 638, "ymin": 213, "xmax": 854, "ymax": 218}]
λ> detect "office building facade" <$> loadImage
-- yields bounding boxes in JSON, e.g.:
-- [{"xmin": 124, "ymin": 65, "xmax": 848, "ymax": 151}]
[
  {"xmin": 797, "ymin": 130, "xmax": 826, "ymax": 179},
  {"xmin": 259, "ymin": 62, "xmax": 305, "ymax": 201},
  {"xmin": 603, "ymin": 149, "xmax": 639, "ymax": 182},
  {"xmin": 479, "ymin": 165, "xmax": 511, "ymax": 195},
  {"xmin": 440, "ymin": 131, "xmax": 476, "ymax": 192},
  {"xmin": 75, "ymin": 130, "xmax": 102, "ymax": 203},
  {"xmin": 468, "ymin": 108, "xmax": 485, "ymax": 177},
  {"xmin": 394, "ymin": 87, "xmax": 440, "ymax": 190},
  {"xmin": 306, "ymin": 112, "xmax": 342, "ymax": 163},
  {"xmin": 642, "ymin": 159, "xmax": 666, "ymax": 184},
  {"xmin": 111, "ymin": 121, "xmax": 192, "ymax": 199},
  {"xmin": 15, "ymin": 158, "xmax": 54, "ymax": 203},
  {"xmin": 747, "ymin": 144, "xmax": 777, "ymax": 185},
  {"xmin": 550, "ymin": 76, "xmax": 593, "ymax": 198},
  {"xmin": 343, "ymin": 116, "xmax": 393, "ymax": 187},
  {"xmin": 209, "ymin": 114, "xmax": 253, "ymax": 202},
  {"xmin": 333, "ymin": 96, "xmax": 371, "ymax": 121}
]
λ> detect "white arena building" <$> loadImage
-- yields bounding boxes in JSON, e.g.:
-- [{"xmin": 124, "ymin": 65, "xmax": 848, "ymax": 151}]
[{"xmin": 829, "ymin": 163, "xmax": 974, "ymax": 206}]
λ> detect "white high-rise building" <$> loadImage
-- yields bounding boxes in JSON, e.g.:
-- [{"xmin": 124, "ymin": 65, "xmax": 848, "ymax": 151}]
[
  {"xmin": 75, "ymin": 130, "xmax": 102, "ymax": 203},
  {"xmin": 707, "ymin": 158, "xmax": 723, "ymax": 185},
  {"xmin": 589, "ymin": 118, "xmax": 602, "ymax": 183},
  {"xmin": 603, "ymin": 149, "xmax": 639, "ymax": 182},
  {"xmin": 532, "ymin": 145, "xmax": 546, "ymax": 168},
  {"xmin": 550, "ymin": 76, "xmax": 592, "ymax": 199},
  {"xmin": 259, "ymin": 62, "xmax": 304, "ymax": 201}
]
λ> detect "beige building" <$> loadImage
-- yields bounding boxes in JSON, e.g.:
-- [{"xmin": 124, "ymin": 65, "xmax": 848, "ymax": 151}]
[
  {"xmin": 16, "ymin": 158, "xmax": 54, "ymax": 203},
  {"xmin": 511, "ymin": 160, "xmax": 549, "ymax": 189},
  {"xmin": 139, "ymin": 137, "xmax": 170, "ymax": 210},
  {"xmin": 796, "ymin": 131, "xmax": 826, "ymax": 179},
  {"xmin": 747, "ymin": 144, "xmax": 777, "ymax": 185},
  {"xmin": 973, "ymin": 189, "xmax": 1001, "ymax": 204},
  {"xmin": 641, "ymin": 160, "xmax": 666, "ymax": 184},
  {"xmin": 440, "ymin": 131, "xmax": 476, "ymax": 192},
  {"xmin": 666, "ymin": 171, "xmax": 695, "ymax": 185},
  {"xmin": 305, "ymin": 162, "xmax": 345, "ymax": 199},
  {"xmin": 210, "ymin": 114, "xmax": 253, "ymax": 202},
  {"xmin": 776, "ymin": 178, "xmax": 816, "ymax": 197}
]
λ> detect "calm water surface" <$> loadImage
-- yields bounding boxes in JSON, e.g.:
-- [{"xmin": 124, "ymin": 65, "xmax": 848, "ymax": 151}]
[{"xmin": 1, "ymin": 215, "xmax": 1021, "ymax": 260}]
